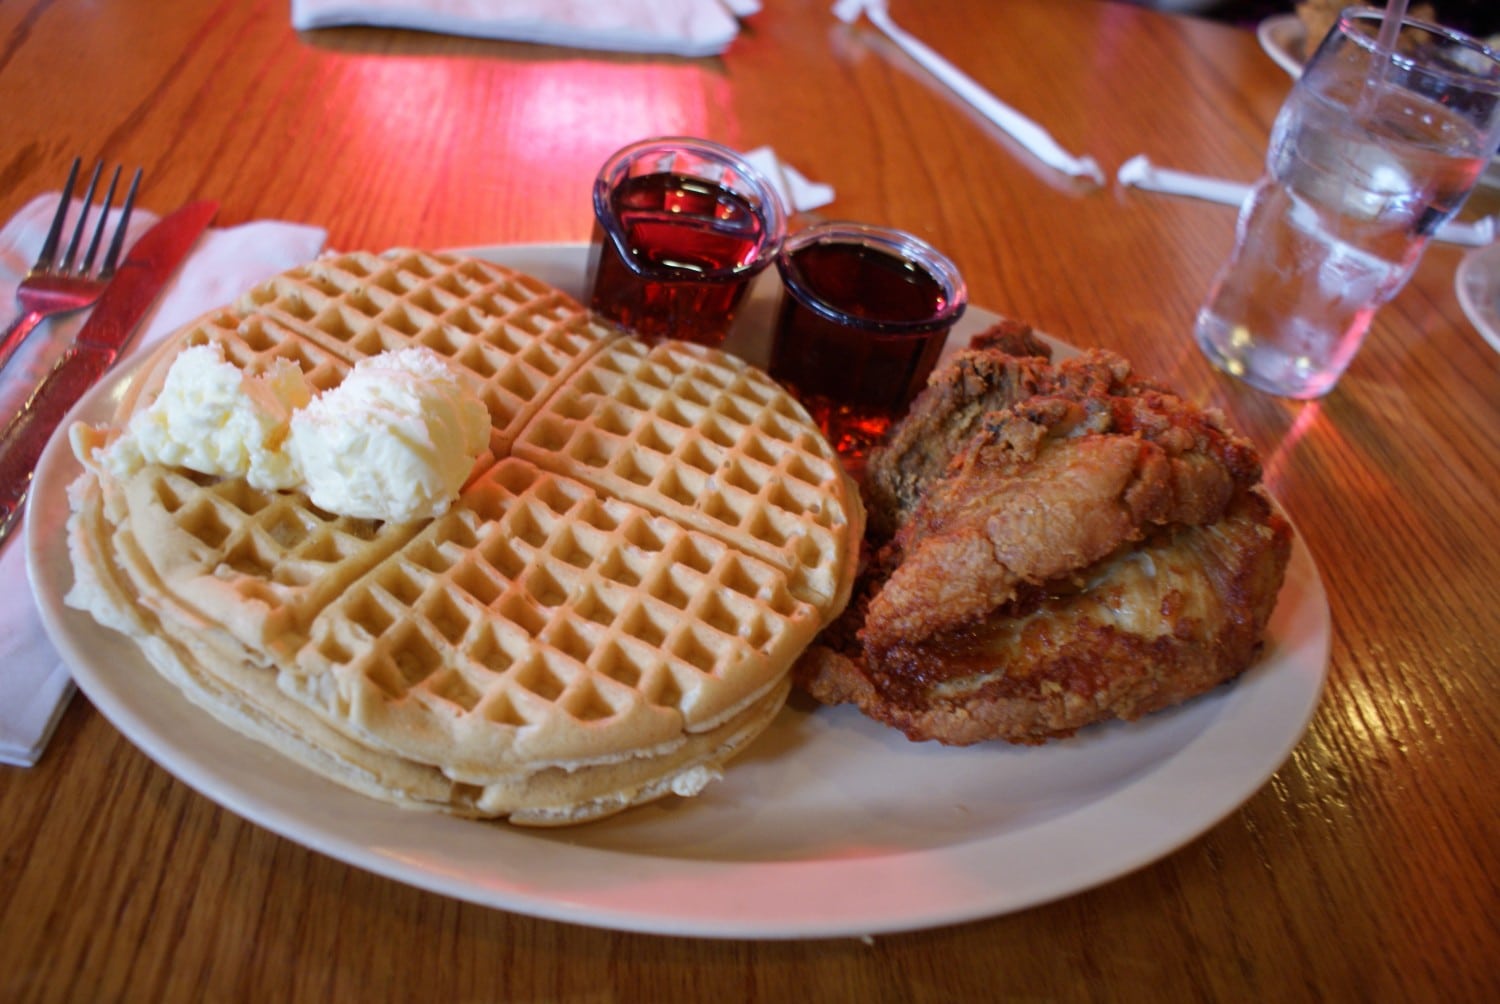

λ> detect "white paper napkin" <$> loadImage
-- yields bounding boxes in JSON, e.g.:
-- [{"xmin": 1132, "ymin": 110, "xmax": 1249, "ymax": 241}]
[
  {"xmin": 833, "ymin": 0, "xmax": 1104, "ymax": 185},
  {"xmin": 291, "ymin": 0, "xmax": 760, "ymax": 57},
  {"xmin": 0, "ymin": 195, "xmax": 327, "ymax": 767},
  {"xmin": 743, "ymin": 146, "xmax": 837, "ymax": 214},
  {"xmin": 1117, "ymin": 154, "xmax": 1497, "ymax": 248}
]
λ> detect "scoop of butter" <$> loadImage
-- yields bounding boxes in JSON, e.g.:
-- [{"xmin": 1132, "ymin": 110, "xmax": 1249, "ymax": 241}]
[
  {"xmin": 286, "ymin": 348, "xmax": 490, "ymax": 523},
  {"xmin": 104, "ymin": 342, "xmax": 312, "ymax": 491}
]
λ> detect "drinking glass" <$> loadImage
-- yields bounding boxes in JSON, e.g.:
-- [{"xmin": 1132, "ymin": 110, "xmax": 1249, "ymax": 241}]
[
  {"xmin": 586, "ymin": 137, "xmax": 787, "ymax": 346},
  {"xmin": 1194, "ymin": 9, "xmax": 1500, "ymax": 399}
]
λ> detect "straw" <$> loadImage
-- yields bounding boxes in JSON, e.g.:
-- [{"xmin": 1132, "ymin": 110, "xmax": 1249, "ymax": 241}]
[
  {"xmin": 1115, "ymin": 154, "xmax": 1497, "ymax": 247},
  {"xmin": 1358, "ymin": 0, "xmax": 1410, "ymax": 117},
  {"xmin": 1374, "ymin": 0, "xmax": 1409, "ymax": 64},
  {"xmin": 832, "ymin": 0, "xmax": 1104, "ymax": 185}
]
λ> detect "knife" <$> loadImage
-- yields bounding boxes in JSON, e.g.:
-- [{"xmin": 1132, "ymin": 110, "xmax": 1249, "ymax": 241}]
[{"xmin": 0, "ymin": 200, "xmax": 218, "ymax": 547}]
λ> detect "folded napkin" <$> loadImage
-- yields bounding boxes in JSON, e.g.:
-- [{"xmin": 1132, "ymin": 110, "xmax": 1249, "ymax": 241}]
[
  {"xmin": 291, "ymin": 0, "xmax": 761, "ymax": 57},
  {"xmin": 1117, "ymin": 155, "xmax": 1497, "ymax": 248},
  {"xmin": 743, "ymin": 146, "xmax": 837, "ymax": 215},
  {"xmin": 833, "ymin": 0, "xmax": 1104, "ymax": 185},
  {"xmin": 0, "ymin": 195, "xmax": 326, "ymax": 766}
]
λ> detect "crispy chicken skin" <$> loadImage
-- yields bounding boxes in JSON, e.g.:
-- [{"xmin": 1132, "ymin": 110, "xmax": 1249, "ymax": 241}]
[
  {"xmin": 863, "ymin": 320, "xmax": 1160, "ymax": 539},
  {"xmin": 797, "ymin": 491, "xmax": 1291, "ymax": 745},
  {"xmin": 795, "ymin": 323, "xmax": 1293, "ymax": 745},
  {"xmin": 864, "ymin": 387, "xmax": 1264, "ymax": 656}
]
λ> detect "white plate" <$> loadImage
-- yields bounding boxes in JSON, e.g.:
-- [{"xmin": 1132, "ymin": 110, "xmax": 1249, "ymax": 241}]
[
  {"xmin": 1456, "ymin": 239, "xmax": 1500, "ymax": 353},
  {"xmin": 1257, "ymin": 13, "xmax": 1308, "ymax": 78},
  {"xmin": 27, "ymin": 243, "xmax": 1332, "ymax": 940}
]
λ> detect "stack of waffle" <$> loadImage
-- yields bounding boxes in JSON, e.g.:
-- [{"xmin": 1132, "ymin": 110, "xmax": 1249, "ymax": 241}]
[{"xmin": 65, "ymin": 249, "xmax": 863, "ymax": 825}]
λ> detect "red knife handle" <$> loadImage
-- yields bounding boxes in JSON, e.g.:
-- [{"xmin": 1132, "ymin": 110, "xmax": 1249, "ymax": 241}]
[{"xmin": 0, "ymin": 348, "xmax": 111, "ymax": 548}]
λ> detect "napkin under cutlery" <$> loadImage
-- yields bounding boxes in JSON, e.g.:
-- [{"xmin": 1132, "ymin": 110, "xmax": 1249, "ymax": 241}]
[
  {"xmin": 0, "ymin": 195, "xmax": 327, "ymax": 767},
  {"xmin": 291, "ymin": 0, "xmax": 761, "ymax": 57},
  {"xmin": 1117, "ymin": 155, "xmax": 1497, "ymax": 248}
]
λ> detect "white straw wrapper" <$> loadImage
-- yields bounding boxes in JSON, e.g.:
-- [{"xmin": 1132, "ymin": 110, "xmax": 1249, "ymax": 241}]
[
  {"xmin": 743, "ymin": 147, "xmax": 837, "ymax": 213},
  {"xmin": 833, "ymin": 0, "xmax": 1104, "ymax": 185},
  {"xmin": 1118, "ymin": 154, "xmax": 1495, "ymax": 247}
]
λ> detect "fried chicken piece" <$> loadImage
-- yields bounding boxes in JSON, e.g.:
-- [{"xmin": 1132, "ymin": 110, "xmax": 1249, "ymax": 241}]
[
  {"xmin": 862, "ymin": 389, "xmax": 1263, "ymax": 657},
  {"xmin": 968, "ymin": 318, "xmax": 1054, "ymax": 358},
  {"xmin": 797, "ymin": 489, "xmax": 1292, "ymax": 745},
  {"xmin": 795, "ymin": 334, "xmax": 1292, "ymax": 746},
  {"xmin": 862, "ymin": 320, "xmax": 1159, "ymax": 540}
]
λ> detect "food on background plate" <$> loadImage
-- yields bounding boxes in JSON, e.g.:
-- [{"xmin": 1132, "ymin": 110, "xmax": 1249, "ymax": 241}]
[
  {"xmin": 65, "ymin": 249, "xmax": 864, "ymax": 826},
  {"xmin": 795, "ymin": 322, "xmax": 1292, "ymax": 746},
  {"xmin": 1295, "ymin": 2, "xmax": 1498, "ymax": 54}
]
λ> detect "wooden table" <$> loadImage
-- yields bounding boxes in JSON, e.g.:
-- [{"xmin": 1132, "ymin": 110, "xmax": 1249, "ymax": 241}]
[{"xmin": 3, "ymin": 1, "xmax": 1496, "ymax": 999}]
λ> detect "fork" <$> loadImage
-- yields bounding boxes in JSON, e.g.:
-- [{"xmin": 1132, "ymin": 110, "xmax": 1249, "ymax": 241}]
[{"xmin": 0, "ymin": 157, "xmax": 142, "ymax": 375}]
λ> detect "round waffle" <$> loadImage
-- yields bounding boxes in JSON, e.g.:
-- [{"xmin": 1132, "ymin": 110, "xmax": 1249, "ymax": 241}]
[{"xmin": 65, "ymin": 249, "xmax": 864, "ymax": 825}]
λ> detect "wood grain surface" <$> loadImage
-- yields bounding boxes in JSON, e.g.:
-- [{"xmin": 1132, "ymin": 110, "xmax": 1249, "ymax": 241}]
[{"xmin": 2, "ymin": 1, "xmax": 1497, "ymax": 1000}]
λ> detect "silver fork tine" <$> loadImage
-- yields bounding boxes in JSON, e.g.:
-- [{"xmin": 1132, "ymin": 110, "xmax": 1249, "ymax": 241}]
[
  {"xmin": 100, "ymin": 168, "xmax": 142, "ymax": 278},
  {"xmin": 79, "ymin": 166, "xmax": 122, "ymax": 275},
  {"xmin": 0, "ymin": 159, "xmax": 146, "ymax": 379},
  {"xmin": 34, "ymin": 157, "xmax": 82, "ymax": 273},
  {"xmin": 60, "ymin": 161, "xmax": 104, "ymax": 274}
]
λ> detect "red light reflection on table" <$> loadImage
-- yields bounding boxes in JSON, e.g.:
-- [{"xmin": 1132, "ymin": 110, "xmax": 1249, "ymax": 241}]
[
  {"xmin": 1259, "ymin": 398, "xmax": 1326, "ymax": 501},
  {"xmin": 333, "ymin": 56, "xmax": 738, "ymax": 213},
  {"xmin": 500, "ymin": 61, "xmax": 735, "ymax": 148},
  {"xmin": 322, "ymin": 56, "xmax": 740, "ymax": 244}
]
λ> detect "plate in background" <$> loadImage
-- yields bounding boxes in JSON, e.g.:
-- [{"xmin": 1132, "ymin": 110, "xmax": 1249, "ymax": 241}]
[{"xmin": 1456, "ymin": 239, "xmax": 1500, "ymax": 353}]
